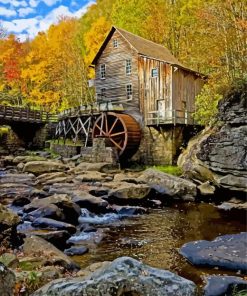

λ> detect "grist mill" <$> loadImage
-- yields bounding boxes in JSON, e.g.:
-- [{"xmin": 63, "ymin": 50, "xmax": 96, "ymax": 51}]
[{"xmin": 54, "ymin": 26, "xmax": 206, "ymax": 165}]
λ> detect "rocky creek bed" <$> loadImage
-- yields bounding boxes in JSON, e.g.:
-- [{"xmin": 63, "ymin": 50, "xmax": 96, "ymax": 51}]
[{"xmin": 0, "ymin": 152, "xmax": 246, "ymax": 295}]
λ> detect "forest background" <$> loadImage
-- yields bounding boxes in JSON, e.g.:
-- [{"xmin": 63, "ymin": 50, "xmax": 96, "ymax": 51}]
[{"xmin": 0, "ymin": 0, "xmax": 246, "ymax": 125}]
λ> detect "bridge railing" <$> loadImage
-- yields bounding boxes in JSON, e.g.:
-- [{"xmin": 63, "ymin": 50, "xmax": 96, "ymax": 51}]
[{"xmin": 0, "ymin": 105, "xmax": 58, "ymax": 123}]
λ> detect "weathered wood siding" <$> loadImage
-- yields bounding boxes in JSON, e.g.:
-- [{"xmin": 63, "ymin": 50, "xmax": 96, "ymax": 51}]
[
  {"xmin": 138, "ymin": 56, "xmax": 172, "ymax": 122},
  {"xmin": 172, "ymin": 67, "xmax": 205, "ymax": 124},
  {"xmin": 95, "ymin": 31, "xmax": 139, "ymax": 110}
]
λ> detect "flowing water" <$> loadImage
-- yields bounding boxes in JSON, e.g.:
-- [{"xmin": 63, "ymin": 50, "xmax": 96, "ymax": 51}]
[{"xmin": 72, "ymin": 202, "xmax": 246, "ymax": 288}]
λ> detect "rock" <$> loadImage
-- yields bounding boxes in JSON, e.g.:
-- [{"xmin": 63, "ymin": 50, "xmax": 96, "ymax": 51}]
[
  {"xmin": 23, "ymin": 236, "xmax": 79, "ymax": 270},
  {"xmin": 12, "ymin": 196, "xmax": 32, "ymax": 206},
  {"xmin": 0, "ymin": 263, "xmax": 16, "ymax": 296},
  {"xmin": 32, "ymin": 218, "xmax": 76, "ymax": 234},
  {"xmin": 137, "ymin": 169, "xmax": 197, "ymax": 201},
  {"xmin": 42, "ymin": 176, "xmax": 72, "ymax": 185},
  {"xmin": 0, "ymin": 183, "xmax": 40, "ymax": 200},
  {"xmin": 218, "ymin": 198, "xmax": 247, "ymax": 211},
  {"xmin": 24, "ymin": 230, "xmax": 70, "ymax": 250},
  {"xmin": 17, "ymin": 162, "xmax": 24, "ymax": 171},
  {"xmin": 32, "ymin": 256, "xmax": 197, "ymax": 296},
  {"xmin": 113, "ymin": 205, "xmax": 147, "ymax": 216},
  {"xmin": 24, "ymin": 194, "xmax": 81, "ymax": 225},
  {"xmin": 13, "ymin": 155, "xmax": 47, "ymax": 164},
  {"xmin": 114, "ymin": 172, "xmax": 141, "ymax": 183},
  {"xmin": 70, "ymin": 162, "xmax": 120, "ymax": 174},
  {"xmin": 36, "ymin": 172, "xmax": 68, "ymax": 184},
  {"xmin": 106, "ymin": 181, "xmax": 151, "ymax": 201},
  {"xmin": 0, "ymin": 253, "xmax": 18, "ymax": 268},
  {"xmin": 203, "ymin": 276, "xmax": 247, "ymax": 296},
  {"xmin": 75, "ymin": 171, "xmax": 108, "ymax": 182},
  {"xmin": 23, "ymin": 161, "xmax": 66, "ymax": 175},
  {"xmin": 0, "ymin": 204, "xmax": 21, "ymax": 248},
  {"xmin": 46, "ymin": 183, "xmax": 77, "ymax": 195},
  {"xmin": 178, "ymin": 86, "xmax": 247, "ymax": 194},
  {"xmin": 24, "ymin": 204, "xmax": 65, "ymax": 221},
  {"xmin": 64, "ymin": 246, "xmax": 88, "ymax": 256},
  {"xmin": 2, "ymin": 155, "xmax": 14, "ymax": 165},
  {"xmin": 14, "ymin": 267, "xmax": 61, "ymax": 294},
  {"xmin": 180, "ymin": 232, "xmax": 247, "ymax": 272},
  {"xmin": 0, "ymin": 173, "xmax": 35, "ymax": 185},
  {"xmin": 72, "ymin": 191, "xmax": 109, "ymax": 214},
  {"xmin": 198, "ymin": 181, "xmax": 216, "ymax": 196},
  {"xmin": 76, "ymin": 261, "xmax": 110, "ymax": 277}
]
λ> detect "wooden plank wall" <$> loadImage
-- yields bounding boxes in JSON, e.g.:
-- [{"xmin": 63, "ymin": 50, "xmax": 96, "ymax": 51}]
[
  {"xmin": 95, "ymin": 31, "xmax": 139, "ymax": 110},
  {"xmin": 172, "ymin": 68, "xmax": 205, "ymax": 123},
  {"xmin": 138, "ymin": 56, "xmax": 172, "ymax": 121}
]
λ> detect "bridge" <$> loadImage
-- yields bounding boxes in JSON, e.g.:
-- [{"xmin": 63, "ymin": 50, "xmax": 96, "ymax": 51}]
[
  {"xmin": 0, "ymin": 105, "xmax": 57, "ymax": 124},
  {"xmin": 0, "ymin": 105, "xmax": 58, "ymax": 151}
]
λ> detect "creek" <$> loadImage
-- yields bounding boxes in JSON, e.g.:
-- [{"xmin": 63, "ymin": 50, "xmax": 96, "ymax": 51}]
[{"xmin": 72, "ymin": 202, "xmax": 246, "ymax": 288}]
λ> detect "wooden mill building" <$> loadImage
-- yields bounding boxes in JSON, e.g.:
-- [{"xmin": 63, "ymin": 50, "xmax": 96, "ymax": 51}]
[{"xmin": 90, "ymin": 26, "xmax": 205, "ymax": 165}]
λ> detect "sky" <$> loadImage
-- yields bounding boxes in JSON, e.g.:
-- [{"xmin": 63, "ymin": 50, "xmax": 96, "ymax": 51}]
[{"xmin": 0, "ymin": 0, "xmax": 94, "ymax": 41}]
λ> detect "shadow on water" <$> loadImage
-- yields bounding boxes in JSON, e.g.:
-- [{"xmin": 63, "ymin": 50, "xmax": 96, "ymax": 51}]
[{"xmin": 72, "ymin": 202, "xmax": 246, "ymax": 288}]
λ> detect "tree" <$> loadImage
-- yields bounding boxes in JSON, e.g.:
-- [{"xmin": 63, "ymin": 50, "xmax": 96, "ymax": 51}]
[{"xmin": 84, "ymin": 16, "xmax": 111, "ymax": 77}]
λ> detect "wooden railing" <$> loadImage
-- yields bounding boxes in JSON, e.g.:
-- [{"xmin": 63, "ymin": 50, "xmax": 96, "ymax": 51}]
[
  {"xmin": 0, "ymin": 105, "xmax": 58, "ymax": 123},
  {"xmin": 58, "ymin": 102, "xmax": 125, "ymax": 119},
  {"xmin": 146, "ymin": 109, "xmax": 195, "ymax": 126}
]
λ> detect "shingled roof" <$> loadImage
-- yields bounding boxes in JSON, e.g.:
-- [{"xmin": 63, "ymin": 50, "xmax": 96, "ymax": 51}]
[
  {"xmin": 91, "ymin": 26, "xmax": 184, "ymax": 67},
  {"xmin": 116, "ymin": 27, "xmax": 183, "ymax": 67}
]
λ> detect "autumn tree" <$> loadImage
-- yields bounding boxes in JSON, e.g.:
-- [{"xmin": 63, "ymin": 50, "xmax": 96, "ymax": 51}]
[
  {"xmin": 84, "ymin": 16, "xmax": 111, "ymax": 78},
  {"xmin": 0, "ymin": 34, "xmax": 28, "ymax": 106}
]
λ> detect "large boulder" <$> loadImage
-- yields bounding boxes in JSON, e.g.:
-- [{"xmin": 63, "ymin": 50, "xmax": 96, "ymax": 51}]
[
  {"xmin": 107, "ymin": 181, "xmax": 151, "ymax": 201},
  {"xmin": 72, "ymin": 191, "xmax": 109, "ymax": 214},
  {"xmin": 23, "ymin": 236, "xmax": 79, "ymax": 271},
  {"xmin": 24, "ymin": 204, "xmax": 65, "ymax": 221},
  {"xmin": 32, "ymin": 257, "xmax": 197, "ymax": 296},
  {"xmin": 178, "ymin": 83, "xmax": 247, "ymax": 194},
  {"xmin": 180, "ymin": 232, "xmax": 247, "ymax": 272},
  {"xmin": 23, "ymin": 161, "xmax": 66, "ymax": 175},
  {"xmin": 24, "ymin": 230, "xmax": 70, "ymax": 250},
  {"xmin": 137, "ymin": 169, "xmax": 197, "ymax": 201},
  {"xmin": 203, "ymin": 275, "xmax": 247, "ymax": 296},
  {"xmin": 23, "ymin": 194, "xmax": 81, "ymax": 225},
  {"xmin": 0, "ymin": 204, "xmax": 21, "ymax": 248},
  {"xmin": 0, "ymin": 263, "xmax": 16, "ymax": 296}
]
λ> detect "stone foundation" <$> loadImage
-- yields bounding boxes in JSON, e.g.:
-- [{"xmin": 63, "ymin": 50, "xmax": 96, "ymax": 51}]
[
  {"xmin": 50, "ymin": 138, "xmax": 119, "ymax": 164},
  {"xmin": 133, "ymin": 125, "xmax": 199, "ymax": 165}
]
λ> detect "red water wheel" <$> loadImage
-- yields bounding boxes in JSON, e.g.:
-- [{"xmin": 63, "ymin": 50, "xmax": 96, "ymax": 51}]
[{"xmin": 92, "ymin": 112, "xmax": 141, "ymax": 159}]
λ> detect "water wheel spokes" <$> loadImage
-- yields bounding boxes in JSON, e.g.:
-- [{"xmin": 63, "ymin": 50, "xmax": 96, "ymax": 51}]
[
  {"xmin": 92, "ymin": 112, "xmax": 141, "ymax": 159},
  {"xmin": 92, "ymin": 112, "xmax": 128, "ymax": 155}
]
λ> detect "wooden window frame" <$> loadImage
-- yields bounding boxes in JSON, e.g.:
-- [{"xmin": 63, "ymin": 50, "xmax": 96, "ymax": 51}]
[
  {"xmin": 100, "ymin": 64, "xmax": 106, "ymax": 79},
  {"xmin": 100, "ymin": 88, "xmax": 106, "ymax": 99},
  {"xmin": 126, "ymin": 59, "xmax": 132, "ymax": 75},
  {"xmin": 126, "ymin": 84, "xmax": 132, "ymax": 100},
  {"xmin": 151, "ymin": 68, "xmax": 158, "ymax": 78},
  {"xmin": 113, "ymin": 39, "xmax": 118, "ymax": 48}
]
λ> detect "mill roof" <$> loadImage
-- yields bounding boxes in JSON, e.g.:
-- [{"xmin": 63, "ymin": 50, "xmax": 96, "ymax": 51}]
[{"xmin": 91, "ymin": 26, "xmax": 204, "ymax": 76}]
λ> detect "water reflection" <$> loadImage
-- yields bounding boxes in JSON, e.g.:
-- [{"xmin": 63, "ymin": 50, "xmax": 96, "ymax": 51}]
[{"xmin": 73, "ymin": 203, "xmax": 246, "ymax": 285}]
